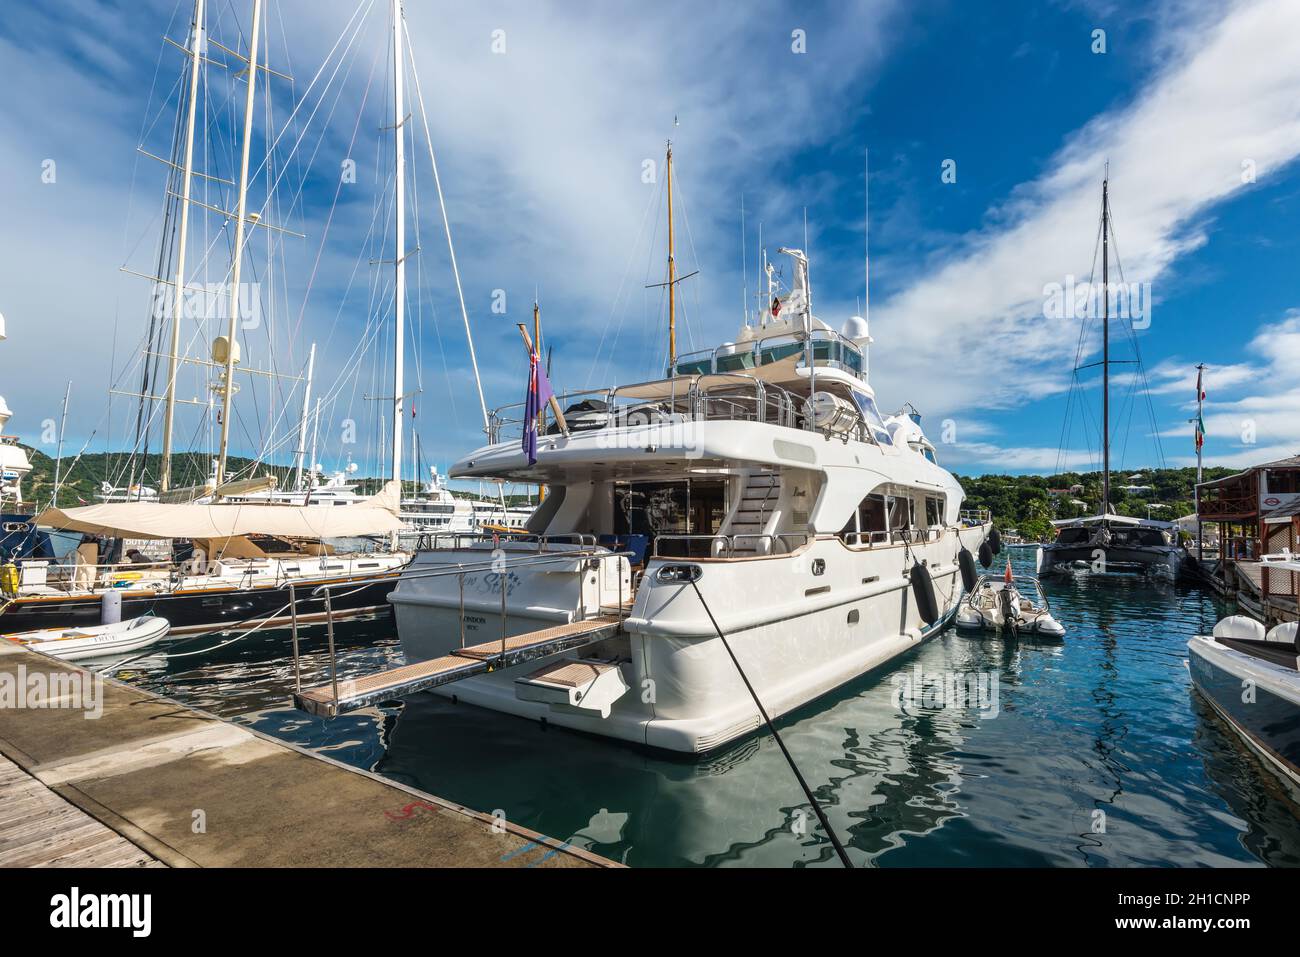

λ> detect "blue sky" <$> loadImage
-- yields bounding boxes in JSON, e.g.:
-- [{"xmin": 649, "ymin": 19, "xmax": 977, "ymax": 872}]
[{"xmin": 2, "ymin": 0, "xmax": 1299, "ymax": 490}]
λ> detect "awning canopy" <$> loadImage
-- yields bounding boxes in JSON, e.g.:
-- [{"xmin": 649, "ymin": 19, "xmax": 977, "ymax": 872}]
[{"xmin": 35, "ymin": 480, "xmax": 404, "ymax": 540}]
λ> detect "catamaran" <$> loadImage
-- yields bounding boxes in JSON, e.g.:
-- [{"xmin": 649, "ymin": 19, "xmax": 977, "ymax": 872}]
[
  {"xmin": 384, "ymin": 144, "xmax": 993, "ymax": 754},
  {"xmin": 1038, "ymin": 177, "xmax": 1183, "ymax": 580}
]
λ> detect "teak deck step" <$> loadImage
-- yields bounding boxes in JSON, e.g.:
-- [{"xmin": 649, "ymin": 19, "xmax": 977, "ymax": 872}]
[{"xmin": 293, "ymin": 615, "xmax": 624, "ymax": 718}]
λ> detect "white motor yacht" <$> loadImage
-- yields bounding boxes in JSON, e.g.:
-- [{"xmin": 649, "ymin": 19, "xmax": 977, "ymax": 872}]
[{"xmin": 388, "ymin": 247, "xmax": 992, "ymax": 754}]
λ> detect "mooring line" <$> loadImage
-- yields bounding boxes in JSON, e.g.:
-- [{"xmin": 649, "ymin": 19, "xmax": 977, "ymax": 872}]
[{"xmin": 688, "ymin": 580, "xmax": 853, "ymax": 869}]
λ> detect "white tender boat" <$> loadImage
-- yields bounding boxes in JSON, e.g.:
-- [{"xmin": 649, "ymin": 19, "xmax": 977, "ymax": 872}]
[
  {"xmin": 3, "ymin": 615, "xmax": 170, "ymax": 661},
  {"xmin": 955, "ymin": 572, "xmax": 1065, "ymax": 639}
]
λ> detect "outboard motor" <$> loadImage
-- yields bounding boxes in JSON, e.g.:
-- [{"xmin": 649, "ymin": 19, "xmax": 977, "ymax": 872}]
[{"xmin": 998, "ymin": 586, "xmax": 1018, "ymax": 638}]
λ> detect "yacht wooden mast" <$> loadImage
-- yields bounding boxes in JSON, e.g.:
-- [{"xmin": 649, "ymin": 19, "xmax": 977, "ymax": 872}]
[
  {"xmin": 160, "ymin": 0, "xmax": 205, "ymax": 492},
  {"xmin": 215, "ymin": 0, "xmax": 264, "ymax": 487}
]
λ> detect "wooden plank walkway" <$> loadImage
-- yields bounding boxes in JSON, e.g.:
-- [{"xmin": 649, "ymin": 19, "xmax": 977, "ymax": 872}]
[
  {"xmin": 0, "ymin": 754, "xmax": 160, "ymax": 868},
  {"xmin": 0, "ymin": 643, "xmax": 618, "ymax": 868},
  {"xmin": 294, "ymin": 615, "xmax": 623, "ymax": 717}
]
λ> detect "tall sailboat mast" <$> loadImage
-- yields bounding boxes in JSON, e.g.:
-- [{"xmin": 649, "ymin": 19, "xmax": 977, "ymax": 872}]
[
  {"xmin": 390, "ymin": 0, "xmax": 406, "ymax": 492},
  {"xmin": 666, "ymin": 140, "xmax": 676, "ymax": 369},
  {"xmin": 160, "ymin": 0, "xmax": 205, "ymax": 492},
  {"xmin": 1101, "ymin": 176, "xmax": 1111, "ymax": 516},
  {"xmin": 215, "ymin": 0, "xmax": 264, "ymax": 487}
]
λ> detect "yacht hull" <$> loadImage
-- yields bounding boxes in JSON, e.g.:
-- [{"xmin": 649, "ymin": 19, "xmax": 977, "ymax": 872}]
[
  {"xmin": 0, "ymin": 573, "xmax": 399, "ymax": 636},
  {"xmin": 1038, "ymin": 543, "xmax": 1182, "ymax": 579},
  {"xmin": 390, "ymin": 527, "xmax": 986, "ymax": 754},
  {"xmin": 1188, "ymin": 634, "xmax": 1300, "ymax": 794}
]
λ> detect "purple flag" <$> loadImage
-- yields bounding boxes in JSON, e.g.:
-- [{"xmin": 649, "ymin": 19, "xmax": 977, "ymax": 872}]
[{"xmin": 522, "ymin": 346, "xmax": 554, "ymax": 465}]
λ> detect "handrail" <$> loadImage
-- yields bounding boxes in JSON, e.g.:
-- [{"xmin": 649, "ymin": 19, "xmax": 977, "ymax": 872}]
[
  {"xmin": 652, "ymin": 532, "xmax": 809, "ymax": 558},
  {"xmin": 294, "ymin": 547, "xmax": 636, "ymax": 710}
]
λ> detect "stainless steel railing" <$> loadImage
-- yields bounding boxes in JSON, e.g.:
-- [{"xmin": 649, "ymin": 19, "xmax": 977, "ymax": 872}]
[{"xmin": 290, "ymin": 547, "xmax": 635, "ymax": 701}]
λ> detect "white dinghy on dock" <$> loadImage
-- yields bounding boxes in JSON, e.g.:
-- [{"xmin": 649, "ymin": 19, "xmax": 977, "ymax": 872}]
[{"xmin": 2, "ymin": 614, "xmax": 170, "ymax": 662}]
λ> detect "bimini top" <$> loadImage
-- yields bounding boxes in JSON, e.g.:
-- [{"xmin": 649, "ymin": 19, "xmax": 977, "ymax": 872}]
[
  {"xmin": 35, "ymin": 480, "xmax": 405, "ymax": 540},
  {"xmin": 1051, "ymin": 512, "xmax": 1175, "ymax": 530}
]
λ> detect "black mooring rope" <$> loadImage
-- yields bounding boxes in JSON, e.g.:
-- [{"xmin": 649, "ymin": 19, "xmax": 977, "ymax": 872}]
[{"xmin": 689, "ymin": 580, "xmax": 853, "ymax": 869}]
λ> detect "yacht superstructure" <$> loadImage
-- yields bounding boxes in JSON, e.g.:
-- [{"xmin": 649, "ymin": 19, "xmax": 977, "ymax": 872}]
[{"xmin": 389, "ymin": 245, "xmax": 992, "ymax": 754}]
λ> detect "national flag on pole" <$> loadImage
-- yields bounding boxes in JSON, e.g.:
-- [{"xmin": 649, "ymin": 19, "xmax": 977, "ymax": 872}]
[
  {"xmin": 1194, "ymin": 368, "xmax": 1206, "ymax": 452},
  {"xmin": 522, "ymin": 340, "xmax": 555, "ymax": 466},
  {"xmin": 1004, "ymin": 558, "xmax": 1014, "ymax": 584}
]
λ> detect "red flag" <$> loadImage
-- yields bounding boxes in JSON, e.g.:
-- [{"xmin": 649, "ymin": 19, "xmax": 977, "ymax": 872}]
[
  {"xmin": 771, "ymin": 296, "xmax": 781, "ymax": 318},
  {"xmin": 1004, "ymin": 558, "xmax": 1013, "ymax": 584}
]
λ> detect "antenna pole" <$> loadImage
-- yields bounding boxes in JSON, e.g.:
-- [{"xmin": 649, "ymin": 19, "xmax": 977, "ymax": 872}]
[
  {"xmin": 215, "ymin": 0, "xmax": 263, "ymax": 487},
  {"xmin": 390, "ymin": 0, "xmax": 406, "ymax": 492},
  {"xmin": 666, "ymin": 141, "xmax": 676, "ymax": 370},
  {"xmin": 1101, "ymin": 175, "xmax": 1111, "ymax": 516},
  {"xmin": 161, "ymin": 0, "xmax": 205, "ymax": 492}
]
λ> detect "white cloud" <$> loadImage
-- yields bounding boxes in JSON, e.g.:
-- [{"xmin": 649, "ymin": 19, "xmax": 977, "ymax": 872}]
[{"xmin": 869, "ymin": 0, "xmax": 1300, "ymax": 456}]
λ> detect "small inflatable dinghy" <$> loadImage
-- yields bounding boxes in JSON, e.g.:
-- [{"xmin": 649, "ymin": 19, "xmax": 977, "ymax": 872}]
[
  {"xmin": 956, "ymin": 564, "xmax": 1065, "ymax": 640},
  {"xmin": 2, "ymin": 615, "xmax": 170, "ymax": 661}
]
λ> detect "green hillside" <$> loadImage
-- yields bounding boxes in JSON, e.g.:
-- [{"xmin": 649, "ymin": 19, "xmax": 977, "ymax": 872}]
[{"xmin": 956, "ymin": 467, "xmax": 1236, "ymax": 541}]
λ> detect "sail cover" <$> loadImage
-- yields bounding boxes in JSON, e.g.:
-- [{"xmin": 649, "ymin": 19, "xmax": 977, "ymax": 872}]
[{"xmin": 34, "ymin": 480, "xmax": 405, "ymax": 540}]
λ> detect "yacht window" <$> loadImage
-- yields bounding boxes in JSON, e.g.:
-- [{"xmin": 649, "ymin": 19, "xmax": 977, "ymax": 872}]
[
  {"xmin": 716, "ymin": 350, "xmax": 756, "ymax": 372},
  {"xmin": 925, "ymin": 496, "xmax": 943, "ymax": 527},
  {"xmin": 676, "ymin": 358, "xmax": 712, "ymax": 376},
  {"xmin": 760, "ymin": 340, "xmax": 803, "ymax": 365},
  {"xmin": 850, "ymin": 393, "xmax": 893, "ymax": 446},
  {"xmin": 858, "ymin": 494, "xmax": 886, "ymax": 534}
]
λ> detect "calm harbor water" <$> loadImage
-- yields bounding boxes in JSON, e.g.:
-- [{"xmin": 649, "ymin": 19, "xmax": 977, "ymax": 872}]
[{"xmin": 113, "ymin": 550, "xmax": 1300, "ymax": 867}]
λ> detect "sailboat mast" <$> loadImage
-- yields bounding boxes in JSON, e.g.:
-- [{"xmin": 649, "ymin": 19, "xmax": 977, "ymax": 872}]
[
  {"xmin": 161, "ymin": 0, "xmax": 205, "ymax": 492},
  {"xmin": 293, "ymin": 342, "xmax": 315, "ymax": 491},
  {"xmin": 390, "ymin": 0, "xmax": 406, "ymax": 491},
  {"xmin": 1101, "ymin": 176, "xmax": 1111, "ymax": 515},
  {"xmin": 215, "ymin": 0, "xmax": 263, "ymax": 487},
  {"xmin": 666, "ymin": 140, "xmax": 676, "ymax": 370}
]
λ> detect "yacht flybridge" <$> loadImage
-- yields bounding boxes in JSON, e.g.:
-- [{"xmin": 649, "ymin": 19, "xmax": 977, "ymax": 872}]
[{"xmin": 387, "ymin": 245, "xmax": 992, "ymax": 754}]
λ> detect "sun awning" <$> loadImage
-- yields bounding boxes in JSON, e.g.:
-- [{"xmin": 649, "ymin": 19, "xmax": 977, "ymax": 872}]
[{"xmin": 34, "ymin": 480, "xmax": 405, "ymax": 540}]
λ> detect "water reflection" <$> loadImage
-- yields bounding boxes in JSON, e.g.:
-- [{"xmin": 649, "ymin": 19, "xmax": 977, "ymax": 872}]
[{"xmin": 120, "ymin": 554, "xmax": 1300, "ymax": 867}]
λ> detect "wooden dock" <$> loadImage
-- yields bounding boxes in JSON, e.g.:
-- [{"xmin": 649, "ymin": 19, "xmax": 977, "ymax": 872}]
[
  {"xmin": 294, "ymin": 615, "xmax": 623, "ymax": 717},
  {"xmin": 0, "ymin": 753, "xmax": 161, "ymax": 867},
  {"xmin": 0, "ymin": 642, "xmax": 617, "ymax": 868}
]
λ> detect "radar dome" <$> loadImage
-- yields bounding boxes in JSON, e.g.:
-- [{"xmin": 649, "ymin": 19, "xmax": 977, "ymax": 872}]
[{"xmin": 841, "ymin": 315, "xmax": 872, "ymax": 343}]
